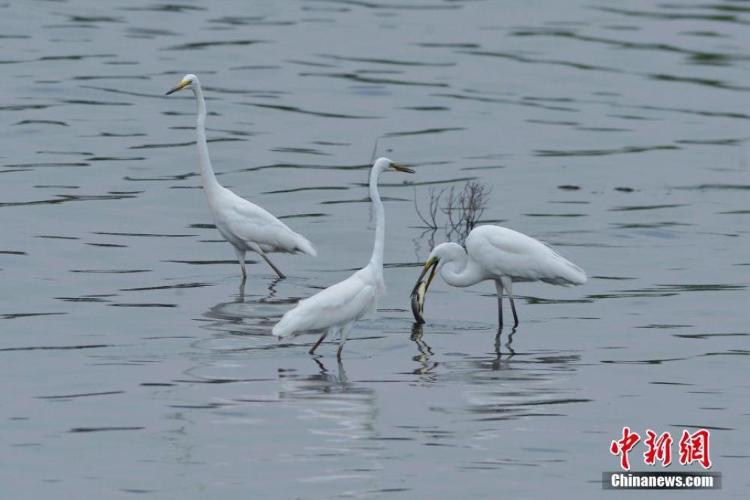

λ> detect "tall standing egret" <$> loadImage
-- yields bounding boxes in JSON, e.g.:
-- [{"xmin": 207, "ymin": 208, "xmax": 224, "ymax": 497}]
[
  {"xmin": 411, "ymin": 225, "xmax": 586, "ymax": 327},
  {"xmin": 272, "ymin": 157, "xmax": 414, "ymax": 358},
  {"xmin": 165, "ymin": 74, "xmax": 316, "ymax": 281}
]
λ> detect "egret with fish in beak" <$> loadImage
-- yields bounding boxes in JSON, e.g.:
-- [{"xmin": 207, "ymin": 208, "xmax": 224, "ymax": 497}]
[{"xmin": 410, "ymin": 225, "xmax": 586, "ymax": 327}]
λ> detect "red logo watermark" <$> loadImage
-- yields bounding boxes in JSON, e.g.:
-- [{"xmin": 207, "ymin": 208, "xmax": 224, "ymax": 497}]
[
  {"xmin": 678, "ymin": 429, "xmax": 711, "ymax": 469},
  {"xmin": 644, "ymin": 430, "xmax": 673, "ymax": 467},
  {"xmin": 610, "ymin": 427, "xmax": 712, "ymax": 471}
]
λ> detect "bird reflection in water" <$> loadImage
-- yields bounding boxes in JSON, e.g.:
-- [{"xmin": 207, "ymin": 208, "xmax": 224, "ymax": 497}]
[
  {"xmin": 277, "ymin": 356, "xmax": 357, "ymax": 398},
  {"xmin": 277, "ymin": 357, "xmax": 377, "ymax": 441},
  {"xmin": 410, "ymin": 323, "xmax": 518, "ymax": 373},
  {"xmin": 237, "ymin": 275, "xmax": 282, "ymax": 303},
  {"xmin": 203, "ymin": 276, "xmax": 287, "ymax": 336},
  {"xmin": 410, "ymin": 323, "xmax": 438, "ymax": 376},
  {"xmin": 492, "ymin": 326, "xmax": 516, "ymax": 370},
  {"xmin": 311, "ymin": 356, "xmax": 348, "ymax": 386}
]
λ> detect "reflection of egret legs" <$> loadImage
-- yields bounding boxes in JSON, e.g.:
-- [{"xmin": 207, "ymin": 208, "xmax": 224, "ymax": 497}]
[
  {"xmin": 238, "ymin": 275, "xmax": 246, "ymax": 300},
  {"xmin": 505, "ymin": 326, "xmax": 516, "ymax": 355},
  {"xmin": 336, "ymin": 324, "xmax": 352, "ymax": 360},
  {"xmin": 265, "ymin": 276, "xmax": 282, "ymax": 301},
  {"xmin": 410, "ymin": 323, "xmax": 437, "ymax": 375},
  {"xmin": 238, "ymin": 270, "xmax": 281, "ymax": 302},
  {"xmin": 312, "ymin": 356, "xmax": 327, "ymax": 373},
  {"xmin": 493, "ymin": 326, "xmax": 517, "ymax": 363},
  {"xmin": 410, "ymin": 323, "xmax": 432, "ymax": 355},
  {"xmin": 336, "ymin": 357, "xmax": 348, "ymax": 384},
  {"xmin": 311, "ymin": 355, "xmax": 348, "ymax": 384}
]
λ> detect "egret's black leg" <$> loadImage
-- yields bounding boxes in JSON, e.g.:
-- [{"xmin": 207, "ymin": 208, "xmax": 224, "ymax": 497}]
[
  {"xmin": 249, "ymin": 244, "xmax": 286, "ymax": 279},
  {"xmin": 259, "ymin": 252, "xmax": 286, "ymax": 279},
  {"xmin": 234, "ymin": 248, "xmax": 247, "ymax": 279},
  {"xmin": 509, "ymin": 296, "xmax": 519, "ymax": 327},
  {"xmin": 494, "ymin": 280, "xmax": 504, "ymax": 327},
  {"xmin": 336, "ymin": 324, "xmax": 352, "ymax": 360},
  {"xmin": 501, "ymin": 277, "xmax": 519, "ymax": 327},
  {"xmin": 309, "ymin": 330, "xmax": 328, "ymax": 355}
]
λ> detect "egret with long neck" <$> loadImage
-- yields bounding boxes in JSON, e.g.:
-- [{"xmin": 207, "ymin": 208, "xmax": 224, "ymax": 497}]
[
  {"xmin": 411, "ymin": 225, "xmax": 586, "ymax": 327},
  {"xmin": 165, "ymin": 74, "xmax": 316, "ymax": 282},
  {"xmin": 272, "ymin": 157, "xmax": 414, "ymax": 359}
]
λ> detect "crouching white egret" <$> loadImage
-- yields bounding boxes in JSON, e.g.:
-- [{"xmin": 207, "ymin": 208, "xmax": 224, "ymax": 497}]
[
  {"xmin": 272, "ymin": 157, "xmax": 414, "ymax": 358},
  {"xmin": 165, "ymin": 74, "xmax": 316, "ymax": 281},
  {"xmin": 411, "ymin": 225, "xmax": 586, "ymax": 327}
]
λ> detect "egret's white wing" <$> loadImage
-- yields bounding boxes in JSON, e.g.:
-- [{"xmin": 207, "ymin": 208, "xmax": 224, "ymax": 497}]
[
  {"xmin": 272, "ymin": 268, "xmax": 378, "ymax": 337},
  {"xmin": 467, "ymin": 225, "xmax": 586, "ymax": 285},
  {"xmin": 215, "ymin": 188, "xmax": 316, "ymax": 255}
]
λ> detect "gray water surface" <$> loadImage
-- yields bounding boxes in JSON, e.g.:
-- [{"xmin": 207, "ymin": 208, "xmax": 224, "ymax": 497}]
[{"xmin": 1, "ymin": 0, "xmax": 748, "ymax": 498}]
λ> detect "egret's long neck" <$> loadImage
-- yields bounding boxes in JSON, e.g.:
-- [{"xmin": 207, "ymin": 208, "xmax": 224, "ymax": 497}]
[
  {"xmin": 368, "ymin": 167, "xmax": 386, "ymax": 272},
  {"xmin": 440, "ymin": 252, "xmax": 485, "ymax": 288},
  {"xmin": 193, "ymin": 83, "xmax": 220, "ymax": 192}
]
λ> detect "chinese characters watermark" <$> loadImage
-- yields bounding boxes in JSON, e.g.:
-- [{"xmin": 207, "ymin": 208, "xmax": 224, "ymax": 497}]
[{"xmin": 610, "ymin": 427, "xmax": 712, "ymax": 471}]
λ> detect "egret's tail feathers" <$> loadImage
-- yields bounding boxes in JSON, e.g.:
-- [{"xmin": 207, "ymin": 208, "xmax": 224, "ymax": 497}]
[
  {"xmin": 272, "ymin": 302, "xmax": 307, "ymax": 338},
  {"xmin": 272, "ymin": 312, "xmax": 297, "ymax": 338},
  {"xmin": 542, "ymin": 251, "xmax": 587, "ymax": 286},
  {"xmin": 295, "ymin": 235, "xmax": 317, "ymax": 257},
  {"xmin": 271, "ymin": 322, "xmax": 292, "ymax": 338},
  {"xmin": 563, "ymin": 261, "xmax": 587, "ymax": 285}
]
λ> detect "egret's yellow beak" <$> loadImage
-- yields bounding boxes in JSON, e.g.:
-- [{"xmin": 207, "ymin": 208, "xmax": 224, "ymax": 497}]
[
  {"xmin": 390, "ymin": 162, "xmax": 415, "ymax": 174},
  {"xmin": 165, "ymin": 79, "xmax": 190, "ymax": 96},
  {"xmin": 410, "ymin": 256, "xmax": 438, "ymax": 324}
]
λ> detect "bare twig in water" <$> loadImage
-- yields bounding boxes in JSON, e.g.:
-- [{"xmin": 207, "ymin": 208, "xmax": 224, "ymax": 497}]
[
  {"xmin": 413, "ymin": 180, "xmax": 491, "ymax": 251},
  {"xmin": 442, "ymin": 181, "xmax": 490, "ymax": 244},
  {"xmin": 461, "ymin": 180, "xmax": 489, "ymax": 230},
  {"xmin": 413, "ymin": 186, "xmax": 442, "ymax": 230}
]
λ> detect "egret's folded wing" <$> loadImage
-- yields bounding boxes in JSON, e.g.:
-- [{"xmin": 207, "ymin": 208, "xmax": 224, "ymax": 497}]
[
  {"xmin": 468, "ymin": 225, "xmax": 586, "ymax": 284},
  {"xmin": 221, "ymin": 193, "xmax": 315, "ymax": 255},
  {"xmin": 273, "ymin": 271, "xmax": 377, "ymax": 337}
]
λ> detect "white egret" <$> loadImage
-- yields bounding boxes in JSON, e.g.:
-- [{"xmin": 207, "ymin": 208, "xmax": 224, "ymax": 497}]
[
  {"xmin": 165, "ymin": 74, "xmax": 316, "ymax": 280},
  {"xmin": 272, "ymin": 157, "xmax": 414, "ymax": 358},
  {"xmin": 411, "ymin": 225, "xmax": 586, "ymax": 326}
]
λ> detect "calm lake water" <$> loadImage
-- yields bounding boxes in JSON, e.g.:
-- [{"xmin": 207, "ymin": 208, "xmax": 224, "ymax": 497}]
[{"xmin": 1, "ymin": 0, "xmax": 748, "ymax": 498}]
